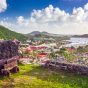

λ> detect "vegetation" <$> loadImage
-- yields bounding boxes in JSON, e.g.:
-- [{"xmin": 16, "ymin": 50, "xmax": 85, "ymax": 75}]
[
  {"xmin": 55, "ymin": 36, "xmax": 70, "ymax": 42},
  {"xmin": 62, "ymin": 52, "xmax": 76, "ymax": 62},
  {"xmin": 0, "ymin": 64, "xmax": 88, "ymax": 88},
  {"xmin": 49, "ymin": 52, "xmax": 56, "ymax": 59},
  {"xmin": 77, "ymin": 46, "xmax": 85, "ymax": 53},
  {"xmin": 75, "ymin": 45, "xmax": 88, "ymax": 54},
  {"xmin": 0, "ymin": 25, "xmax": 27, "ymax": 42},
  {"xmin": 58, "ymin": 48, "xmax": 76, "ymax": 62}
]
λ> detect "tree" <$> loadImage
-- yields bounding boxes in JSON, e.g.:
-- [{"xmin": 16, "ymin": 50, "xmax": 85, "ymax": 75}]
[
  {"xmin": 49, "ymin": 52, "xmax": 56, "ymax": 59},
  {"xmin": 59, "ymin": 47, "xmax": 66, "ymax": 54},
  {"xmin": 85, "ymin": 45, "xmax": 88, "ymax": 52},
  {"xmin": 77, "ymin": 46, "xmax": 85, "ymax": 53}
]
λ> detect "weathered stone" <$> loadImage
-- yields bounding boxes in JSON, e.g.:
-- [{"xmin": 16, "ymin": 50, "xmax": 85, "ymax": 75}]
[{"xmin": 45, "ymin": 60, "xmax": 88, "ymax": 76}]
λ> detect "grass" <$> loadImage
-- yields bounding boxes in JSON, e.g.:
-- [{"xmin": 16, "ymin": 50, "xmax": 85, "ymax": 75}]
[{"xmin": 0, "ymin": 64, "xmax": 88, "ymax": 88}]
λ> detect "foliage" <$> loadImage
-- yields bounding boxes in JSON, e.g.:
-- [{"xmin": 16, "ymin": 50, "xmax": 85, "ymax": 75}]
[
  {"xmin": 49, "ymin": 52, "xmax": 56, "ymax": 59},
  {"xmin": 0, "ymin": 25, "xmax": 27, "ymax": 42},
  {"xmin": 62, "ymin": 52, "xmax": 76, "ymax": 62},
  {"xmin": 84, "ymin": 45, "xmax": 88, "ymax": 52},
  {"xmin": 77, "ymin": 46, "xmax": 85, "ymax": 53},
  {"xmin": 59, "ymin": 47, "xmax": 67, "ymax": 54},
  {"xmin": 58, "ymin": 47, "xmax": 76, "ymax": 62}
]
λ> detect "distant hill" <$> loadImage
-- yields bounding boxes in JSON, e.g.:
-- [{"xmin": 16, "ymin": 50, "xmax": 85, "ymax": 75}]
[
  {"xmin": 28, "ymin": 31, "xmax": 64, "ymax": 37},
  {"xmin": 30, "ymin": 31, "xmax": 41, "ymax": 35},
  {"xmin": 73, "ymin": 34, "xmax": 88, "ymax": 38},
  {"xmin": 25, "ymin": 31, "xmax": 70, "ymax": 41},
  {"xmin": 25, "ymin": 31, "xmax": 52, "ymax": 39},
  {"xmin": 0, "ymin": 25, "xmax": 27, "ymax": 42}
]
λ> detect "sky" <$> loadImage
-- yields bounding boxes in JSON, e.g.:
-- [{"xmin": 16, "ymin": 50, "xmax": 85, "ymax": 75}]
[{"xmin": 0, "ymin": 0, "xmax": 88, "ymax": 34}]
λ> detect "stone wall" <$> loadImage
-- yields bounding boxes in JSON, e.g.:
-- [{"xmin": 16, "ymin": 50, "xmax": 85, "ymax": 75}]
[
  {"xmin": 0, "ymin": 40, "xmax": 20, "ymax": 59},
  {"xmin": 45, "ymin": 61, "xmax": 88, "ymax": 76}
]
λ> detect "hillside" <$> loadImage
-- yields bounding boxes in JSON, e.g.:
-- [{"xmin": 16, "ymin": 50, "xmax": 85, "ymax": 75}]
[{"xmin": 0, "ymin": 25, "xmax": 27, "ymax": 42}]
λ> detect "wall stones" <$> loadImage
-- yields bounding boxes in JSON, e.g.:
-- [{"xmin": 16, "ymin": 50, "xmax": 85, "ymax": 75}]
[
  {"xmin": 0, "ymin": 40, "xmax": 20, "ymax": 60},
  {"xmin": 45, "ymin": 61, "xmax": 88, "ymax": 76}
]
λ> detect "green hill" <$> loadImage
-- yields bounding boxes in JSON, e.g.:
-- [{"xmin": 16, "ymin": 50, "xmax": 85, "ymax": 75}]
[{"xmin": 0, "ymin": 25, "xmax": 27, "ymax": 42}]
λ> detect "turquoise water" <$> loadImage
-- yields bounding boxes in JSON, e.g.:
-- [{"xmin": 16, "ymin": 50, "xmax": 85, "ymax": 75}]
[{"xmin": 65, "ymin": 38, "xmax": 88, "ymax": 47}]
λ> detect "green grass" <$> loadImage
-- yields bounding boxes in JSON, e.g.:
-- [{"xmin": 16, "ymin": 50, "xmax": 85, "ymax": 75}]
[{"xmin": 0, "ymin": 64, "xmax": 88, "ymax": 88}]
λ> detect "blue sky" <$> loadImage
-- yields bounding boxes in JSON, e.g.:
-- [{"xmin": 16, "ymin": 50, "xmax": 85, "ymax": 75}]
[
  {"xmin": 0, "ymin": 0, "xmax": 88, "ymax": 34},
  {"xmin": 0, "ymin": 0, "xmax": 88, "ymax": 18}
]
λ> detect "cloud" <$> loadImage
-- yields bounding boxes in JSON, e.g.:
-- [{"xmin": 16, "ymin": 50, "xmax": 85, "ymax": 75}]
[
  {"xmin": 0, "ymin": 0, "xmax": 7, "ymax": 13},
  {"xmin": 84, "ymin": 3, "xmax": 88, "ymax": 11},
  {"xmin": 17, "ymin": 16, "xmax": 24, "ymax": 25},
  {"xmin": 1, "ymin": 3, "xmax": 88, "ymax": 34}
]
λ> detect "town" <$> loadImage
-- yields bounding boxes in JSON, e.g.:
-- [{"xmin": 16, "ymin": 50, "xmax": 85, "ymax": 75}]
[
  {"xmin": 0, "ymin": 0, "xmax": 88, "ymax": 88},
  {"xmin": 0, "ymin": 28, "xmax": 88, "ymax": 88}
]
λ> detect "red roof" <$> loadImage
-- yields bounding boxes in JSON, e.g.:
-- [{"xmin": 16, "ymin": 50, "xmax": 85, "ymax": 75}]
[
  {"xmin": 26, "ymin": 46, "xmax": 47, "ymax": 51},
  {"xmin": 66, "ymin": 47, "xmax": 75, "ymax": 52},
  {"xmin": 26, "ymin": 46, "xmax": 37, "ymax": 51},
  {"xmin": 37, "ymin": 53, "xmax": 48, "ymax": 58},
  {"xmin": 30, "ymin": 46, "xmax": 37, "ymax": 50},
  {"xmin": 37, "ymin": 46, "xmax": 47, "ymax": 49}
]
